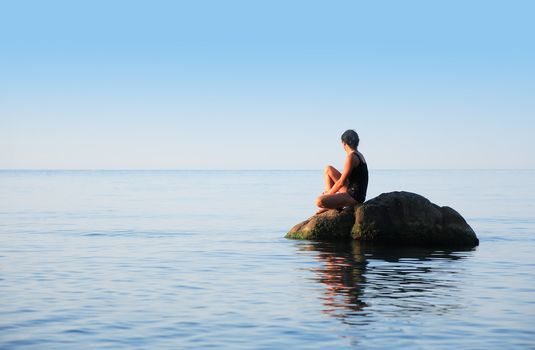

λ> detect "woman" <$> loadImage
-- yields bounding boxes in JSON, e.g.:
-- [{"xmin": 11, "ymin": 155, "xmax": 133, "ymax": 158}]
[{"xmin": 315, "ymin": 130, "xmax": 369, "ymax": 214}]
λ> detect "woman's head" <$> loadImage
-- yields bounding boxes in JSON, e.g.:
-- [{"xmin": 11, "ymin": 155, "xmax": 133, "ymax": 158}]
[{"xmin": 341, "ymin": 129, "xmax": 360, "ymax": 150}]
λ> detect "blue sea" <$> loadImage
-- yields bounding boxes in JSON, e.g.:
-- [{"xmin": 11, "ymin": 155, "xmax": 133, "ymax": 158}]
[{"xmin": 1, "ymin": 170, "xmax": 534, "ymax": 349}]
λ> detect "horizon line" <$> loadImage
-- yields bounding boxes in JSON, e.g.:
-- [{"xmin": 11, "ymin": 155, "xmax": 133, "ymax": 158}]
[{"xmin": 1, "ymin": 168, "xmax": 534, "ymax": 171}]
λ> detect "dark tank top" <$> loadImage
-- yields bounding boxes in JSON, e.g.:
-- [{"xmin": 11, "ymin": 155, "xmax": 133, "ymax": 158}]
[{"xmin": 346, "ymin": 152, "xmax": 368, "ymax": 203}]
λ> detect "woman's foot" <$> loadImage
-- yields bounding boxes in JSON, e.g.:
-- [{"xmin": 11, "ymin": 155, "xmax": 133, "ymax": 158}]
[{"xmin": 315, "ymin": 208, "xmax": 329, "ymax": 215}]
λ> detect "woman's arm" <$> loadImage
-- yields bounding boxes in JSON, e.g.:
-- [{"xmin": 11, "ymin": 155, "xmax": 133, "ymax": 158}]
[{"xmin": 327, "ymin": 154, "xmax": 356, "ymax": 194}]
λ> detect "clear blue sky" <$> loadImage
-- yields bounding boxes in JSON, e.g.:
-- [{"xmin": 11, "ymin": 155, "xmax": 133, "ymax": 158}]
[{"xmin": 1, "ymin": 0, "xmax": 534, "ymax": 169}]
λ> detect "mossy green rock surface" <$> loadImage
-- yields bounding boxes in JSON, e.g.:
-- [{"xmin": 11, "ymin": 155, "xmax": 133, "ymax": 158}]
[
  {"xmin": 285, "ymin": 207, "xmax": 354, "ymax": 240},
  {"xmin": 352, "ymin": 191, "xmax": 479, "ymax": 247}
]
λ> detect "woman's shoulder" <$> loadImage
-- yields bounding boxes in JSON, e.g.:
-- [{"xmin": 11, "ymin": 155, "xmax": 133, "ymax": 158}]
[
  {"xmin": 357, "ymin": 151, "xmax": 366, "ymax": 164},
  {"xmin": 350, "ymin": 151, "xmax": 366, "ymax": 164}
]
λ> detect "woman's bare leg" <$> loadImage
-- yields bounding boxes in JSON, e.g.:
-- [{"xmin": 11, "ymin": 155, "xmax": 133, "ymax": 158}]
[
  {"xmin": 324, "ymin": 165, "xmax": 341, "ymax": 192},
  {"xmin": 316, "ymin": 166, "xmax": 351, "ymax": 214},
  {"xmin": 315, "ymin": 193, "xmax": 358, "ymax": 213}
]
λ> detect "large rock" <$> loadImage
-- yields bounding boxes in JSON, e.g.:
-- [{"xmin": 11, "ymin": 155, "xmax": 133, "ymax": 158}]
[
  {"xmin": 286, "ymin": 191, "xmax": 479, "ymax": 247},
  {"xmin": 352, "ymin": 191, "xmax": 479, "ymax": 247}
]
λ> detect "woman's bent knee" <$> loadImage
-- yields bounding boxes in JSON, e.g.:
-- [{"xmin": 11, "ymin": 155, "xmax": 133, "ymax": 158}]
[{"xmin": 315, "ymin": 196, "xmax": 324, "ymax": 207}]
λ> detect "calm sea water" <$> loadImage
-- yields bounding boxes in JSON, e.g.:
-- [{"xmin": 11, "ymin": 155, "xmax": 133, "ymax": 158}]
[{"xmin": 1, "ymin": 170, "xmax": 534, "ymax": 349}]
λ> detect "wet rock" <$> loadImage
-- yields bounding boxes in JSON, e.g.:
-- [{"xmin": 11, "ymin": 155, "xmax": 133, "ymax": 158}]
[
  {"xmin": 285, "ymin": 207, "xmax": 354, "ymax": 240},
  {"xmin": 286, "ymin": 191, "xmax": 479, "ymax": 247}
]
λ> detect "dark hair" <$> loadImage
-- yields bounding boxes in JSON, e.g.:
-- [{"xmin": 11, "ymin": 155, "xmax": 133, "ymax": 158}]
[{"xmin": 341, "ymin": 129, "xmax": 360, "ymax": 150}]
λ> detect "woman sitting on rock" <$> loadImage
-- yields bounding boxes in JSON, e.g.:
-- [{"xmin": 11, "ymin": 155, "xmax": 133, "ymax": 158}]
[{"xmin": 315, "ymin": 129, "xmax": 369, "ymax": 214}]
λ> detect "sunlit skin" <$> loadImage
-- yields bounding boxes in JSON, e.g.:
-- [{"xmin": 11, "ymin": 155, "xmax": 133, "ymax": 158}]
[{"xmin": 315, "ymin": 142, "xmax": 367, "ymax": 214}]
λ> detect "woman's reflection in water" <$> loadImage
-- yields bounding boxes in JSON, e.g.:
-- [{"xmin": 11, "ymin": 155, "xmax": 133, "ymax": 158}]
[
  {"xmin": 300, "ymin": 241, "xmax": 474, "ymax": 323},
  {"xmin": 305, "ymin": 241, "xmax": 368, "ymax": 319}
]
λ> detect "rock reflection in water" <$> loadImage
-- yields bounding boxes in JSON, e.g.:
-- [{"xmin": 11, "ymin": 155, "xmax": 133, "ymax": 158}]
[{"xmin": 300, "ymin": 241, "xmax": 476, "ymax": 323}]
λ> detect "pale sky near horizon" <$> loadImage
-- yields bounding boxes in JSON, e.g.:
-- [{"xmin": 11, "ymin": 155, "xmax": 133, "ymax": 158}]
[{"xmin": 1, "ymin": 0, "xmax": 534, "ymax": 169}]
